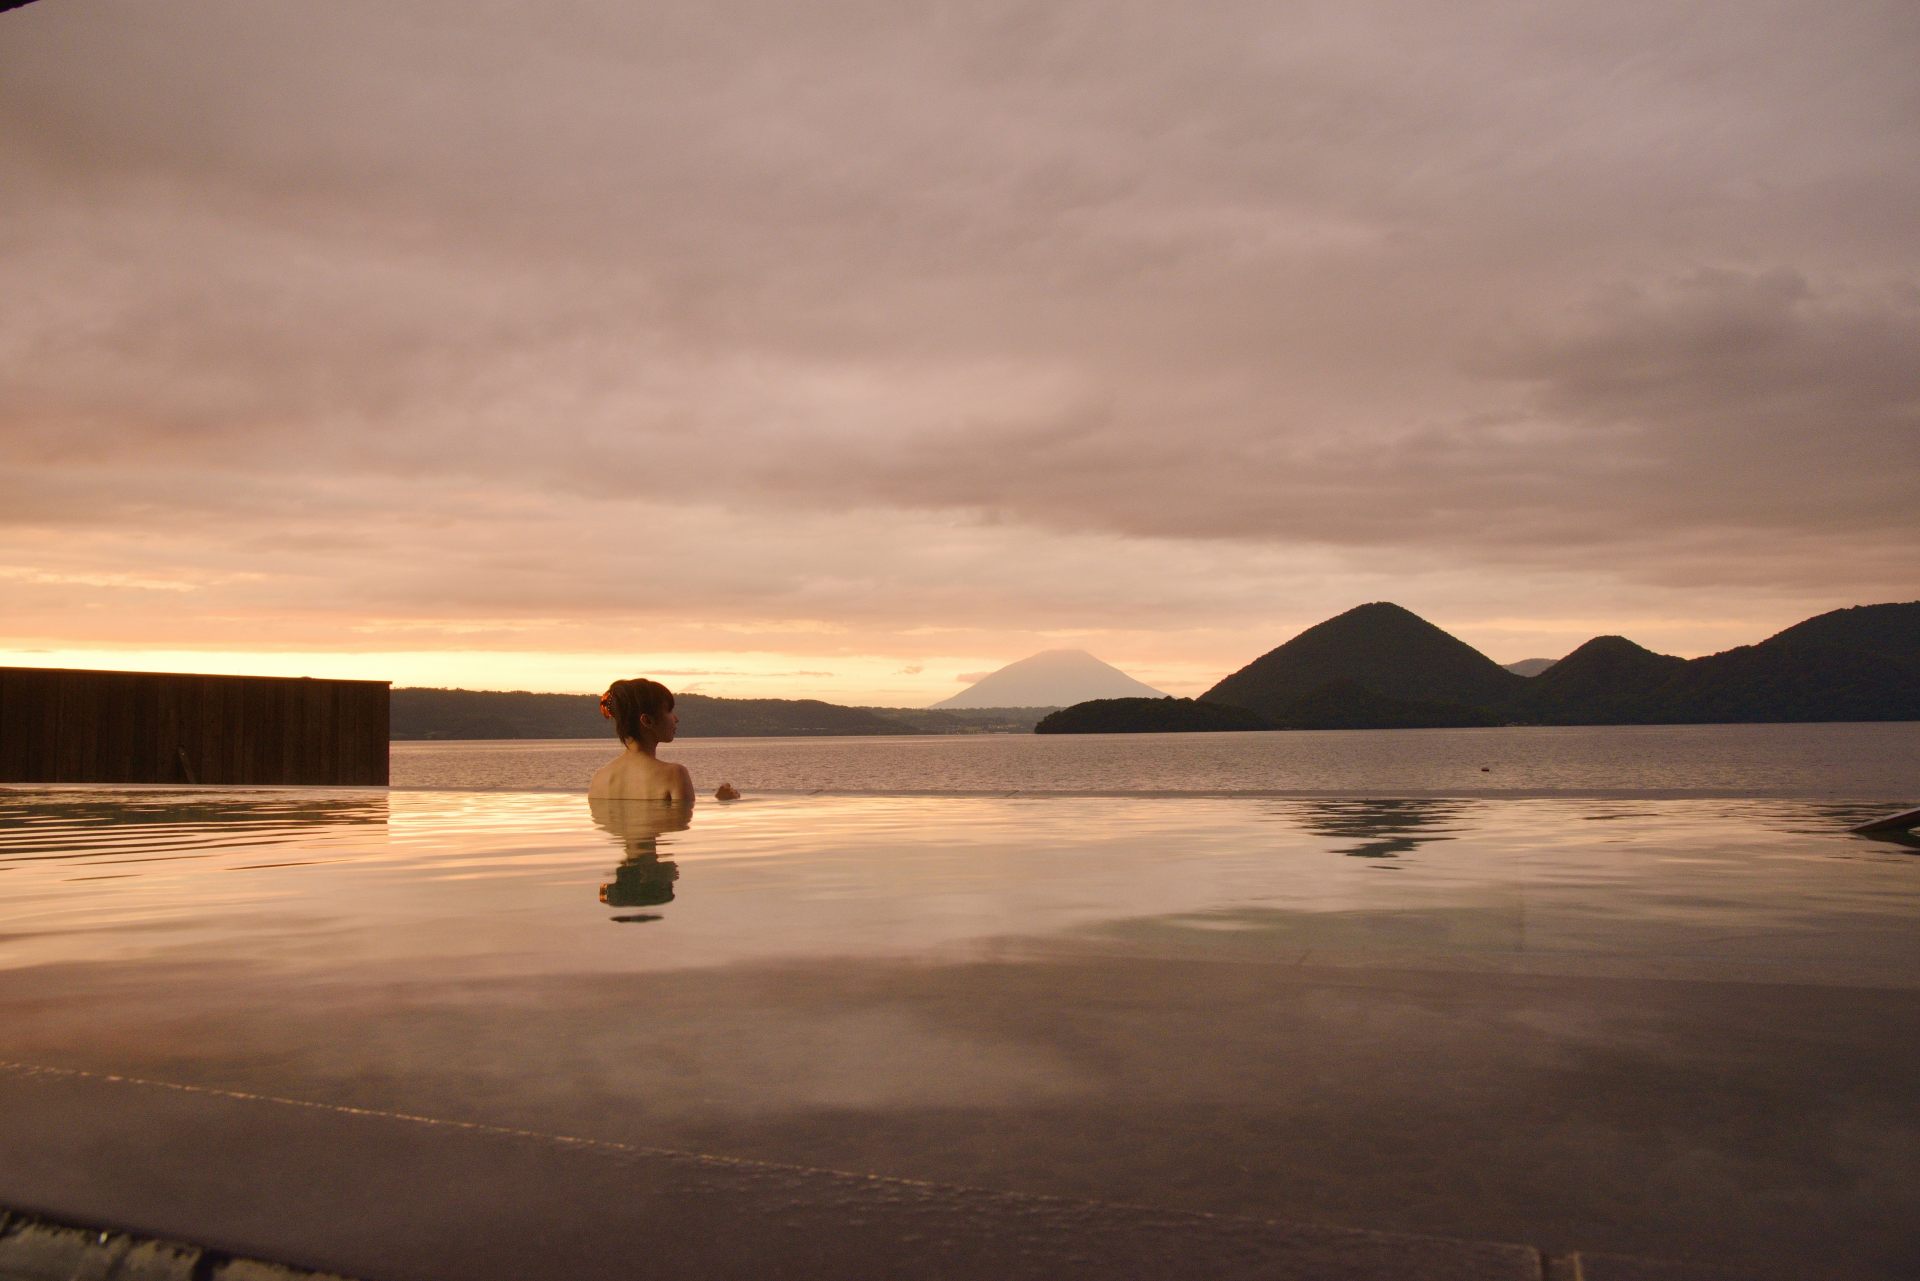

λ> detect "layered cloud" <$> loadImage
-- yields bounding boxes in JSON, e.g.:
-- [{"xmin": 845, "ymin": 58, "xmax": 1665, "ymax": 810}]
[{"xmin": 2, "ymin": 1, "xmax": 1915, "ymax": 697}]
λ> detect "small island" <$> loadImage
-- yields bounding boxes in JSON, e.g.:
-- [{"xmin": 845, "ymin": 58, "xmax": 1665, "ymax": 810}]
[{"xmin": 1035, "ymin": 697, "xmax": 1271, "ymax": 734}]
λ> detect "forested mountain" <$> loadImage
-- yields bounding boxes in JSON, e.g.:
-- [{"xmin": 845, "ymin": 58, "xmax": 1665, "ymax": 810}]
[
  {"xmin": 1661, "ymin": 640, "xmax": 1920, "ymax": 724},
  {"xmin": 1045, "ymin": 601, "xmax": 1920, "ymax": 733},
  {"xmin": 1509, "ymin": 636, "xmax": 1690, "ymax": 725},
  {"xmin": 1202, "ymin": 602, "xmax": 1522, "ymax": 719},
  {"xmin": 1620, "ymin": 603, "xmax": 1920, "ymax": 724},
  {"xmin": 1760, "ymin": 602, "xmax": 1920, "ymax": 655},
  {"xmin": 1265, "ymin": 679, "xmax": 1501, "ymax": 730}
]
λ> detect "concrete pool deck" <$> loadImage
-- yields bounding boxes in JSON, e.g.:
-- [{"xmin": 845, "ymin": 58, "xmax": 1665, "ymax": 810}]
[
  {"xmin": 5, "ymin": 951, "xmax": 1913, "ymax": 1279},
  {"xmin": 3, "ymin": 791, "xmax": 1917, "ymax": 1278},
  {"xmin": 0, "ymin": 1059, "xmax": 1742, "ymax": 1281}
]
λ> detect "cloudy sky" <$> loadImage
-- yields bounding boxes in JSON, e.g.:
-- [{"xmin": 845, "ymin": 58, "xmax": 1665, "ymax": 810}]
[{"xmin": 3, "ymin": 0, "xmax": 1915, "ymax": 704}]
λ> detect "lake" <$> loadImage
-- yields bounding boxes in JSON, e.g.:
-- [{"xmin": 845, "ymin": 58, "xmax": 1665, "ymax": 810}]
[
  {"xmin": 393, "ymin": 720, "xmax": 1920, "ymax": 800},
  {"xmin": 4, "ymin": 720, "xmax": 1919, "ymax": 1279}
]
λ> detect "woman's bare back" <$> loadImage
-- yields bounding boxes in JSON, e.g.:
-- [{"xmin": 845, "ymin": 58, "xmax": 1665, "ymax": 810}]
[{"xmin": 588, "ymin": 750, "xmax": 694, "ymax": 803}]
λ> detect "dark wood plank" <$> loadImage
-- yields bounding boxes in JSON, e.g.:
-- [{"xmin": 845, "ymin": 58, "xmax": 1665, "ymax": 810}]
[{"xmin": 0, "ymin": 667, "xmax": 389, "ymax": 786}]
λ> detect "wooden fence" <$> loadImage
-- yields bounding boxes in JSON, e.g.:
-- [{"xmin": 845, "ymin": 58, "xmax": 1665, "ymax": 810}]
[{"xmin": 0, "ymin": 667, "xmax": 389, "ymax": 786}]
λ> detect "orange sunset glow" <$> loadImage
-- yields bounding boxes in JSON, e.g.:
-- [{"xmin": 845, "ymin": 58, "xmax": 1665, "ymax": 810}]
[{"xmin": 3, "ymin": 2, "xmax": 1915, "ymax": 705}]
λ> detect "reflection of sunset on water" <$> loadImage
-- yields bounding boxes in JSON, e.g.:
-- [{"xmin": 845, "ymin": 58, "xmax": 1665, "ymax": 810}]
[
  {"xmin": 7, "ymin": 784, "xmax": 1920, "ymax": 1275},
  {"xmin": 6, "ymin": 787, "xmax": 1915, "ymax": 984}
]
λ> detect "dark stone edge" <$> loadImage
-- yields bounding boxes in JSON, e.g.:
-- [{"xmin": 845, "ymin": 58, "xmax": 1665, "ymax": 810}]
[{"xmin": 0, "ymin": 1203, "xmax": 363, "ymax": 1281}]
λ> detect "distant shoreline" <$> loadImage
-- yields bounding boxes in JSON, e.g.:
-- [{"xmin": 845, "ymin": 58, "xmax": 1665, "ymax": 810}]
[
  {"xmin": 390, "ymin": 687, "xmax": 1056, "ymax": 740},
  {"xmin": 390, "ymin": 717, "xmax": 1920, "ymax": 743}
]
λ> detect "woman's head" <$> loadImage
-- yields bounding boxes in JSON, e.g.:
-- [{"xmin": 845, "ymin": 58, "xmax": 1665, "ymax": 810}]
[{"xmin": 600, "ymin": 677, "xmax": 677, "ymax": 747}]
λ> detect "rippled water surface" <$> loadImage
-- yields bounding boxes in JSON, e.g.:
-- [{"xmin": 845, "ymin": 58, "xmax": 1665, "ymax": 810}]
[{"xmin": 393, "ymin": 721, "xmax": 1920, "ymax": 798}]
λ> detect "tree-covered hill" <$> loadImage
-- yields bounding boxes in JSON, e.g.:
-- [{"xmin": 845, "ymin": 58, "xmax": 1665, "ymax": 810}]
[
  {"xmin": 1759, "ymin": 602, "xmax": 1920, "ymax": 655},
  {"xmin": 1202, "ymin": 602, "xmax": 1522, "ymax": 718},
  {"xmin": 1267, "ymin": 679, "xmax": 1500, "ymax": 730},
  {"xmin": 1509, "ymin": 636, "xmax": 1690, "ymax": 725}
]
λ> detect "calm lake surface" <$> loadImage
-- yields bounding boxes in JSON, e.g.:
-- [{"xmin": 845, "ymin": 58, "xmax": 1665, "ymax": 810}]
[
  {"xmin": 393, "ymin": 721, "xmax": 1920, "ymax": 799},
  {"xmin": 4, "ymin": 789, "xmax": 1916, "ymax": 981},
  {"xmin": 5, "ymin": 721, "xmax": 1920, "ymax": 1276}
]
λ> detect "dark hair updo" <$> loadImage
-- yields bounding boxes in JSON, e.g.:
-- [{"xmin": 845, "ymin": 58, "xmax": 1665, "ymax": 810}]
[{"xmin": 600, "ymin": 677, "xmax": 675, "ymax": 746}]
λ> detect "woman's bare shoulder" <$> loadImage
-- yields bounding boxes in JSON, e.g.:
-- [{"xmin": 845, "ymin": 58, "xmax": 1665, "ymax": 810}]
[{"xmin": 587, "ymin": 753, "xmax": 631, "ymax": 798}]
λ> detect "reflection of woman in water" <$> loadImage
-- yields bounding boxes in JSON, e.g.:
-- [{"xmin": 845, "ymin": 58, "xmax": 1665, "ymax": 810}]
[
  {"xmin": 587, "ymin": 678, "xmax": 736, "ymax": 917},
  {"xmin": 589, "ymin": 795, "xmax": 689, "ymax": 910},
  {"xmin": 587, "ymin": 677, "xmax": 738, "ymax": 802}
]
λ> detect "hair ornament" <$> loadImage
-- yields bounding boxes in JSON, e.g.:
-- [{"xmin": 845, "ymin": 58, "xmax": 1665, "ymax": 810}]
[{"xmin": 598, "ymin": 692, "xmax": 614, "ymax": 720}]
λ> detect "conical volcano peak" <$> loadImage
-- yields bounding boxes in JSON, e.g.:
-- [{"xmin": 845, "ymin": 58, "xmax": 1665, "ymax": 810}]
[{"xmin": 931, "ymin": 650, "xmax": 1166, "ymax": 709}]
